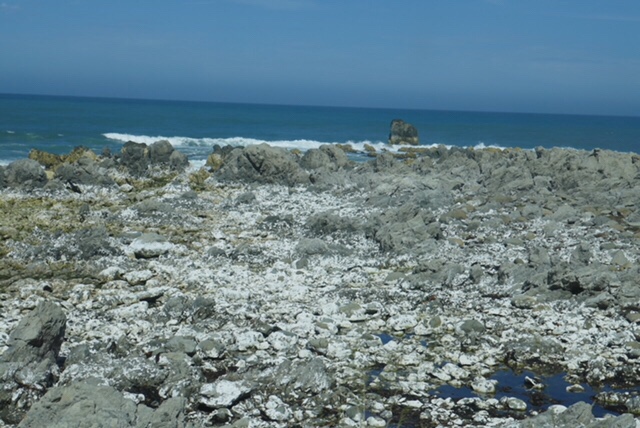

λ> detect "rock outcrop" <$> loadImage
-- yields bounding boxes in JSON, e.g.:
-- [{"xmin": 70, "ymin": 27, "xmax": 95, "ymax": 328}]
[
  {"xmin": 2, "ymin": 144, "xmax": 640, "ymax": 426},
  {"xmin": 388, "ymin": 119, "xmax": 419, "ymax": 145},
  {"xmin": 0, "ymin": 301, "xmax": 66, "ymax": 424},
  {"xmin": 215, "ymin": 143, "xmax": 310, "ymax": 186}
]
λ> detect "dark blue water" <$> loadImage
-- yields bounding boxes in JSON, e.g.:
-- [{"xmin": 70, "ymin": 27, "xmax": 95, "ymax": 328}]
[{"xmin": 1, "ymin": 93, "xmax": 639, "ymax": 165}]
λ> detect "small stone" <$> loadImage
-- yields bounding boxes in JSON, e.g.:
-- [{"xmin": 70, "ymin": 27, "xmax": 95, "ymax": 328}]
[
  {"xmin": 267, "ymin": 330, "xmax": 298, "ymax": 351},
  {"xmin": 471, "ymin": 377, "xmax": 497, "ymax": 394},
  {"xmin": 511, "ymin": 295, "xmax": 536, "ymax": 309},
  {"xmin": 366, "ymin": 416, "xmax": 387, "ymax": 427},
  {"xmin": 566, "ymin": 384, "xmax": 585, "ymax": 393},
  {"xmin": 428, "ymin": 316, "xmax": 442, "ymax": 329},
  {"xmin": 458, "ymin": 319, "xmax": 485, "ymax": 335},
  {"xmin": 502, "ymin": 396, "xmax": 527, "ymax": 411},
  {"xmin": 123, "ymin": 269, "xmax": 154, "ymax": 285},
  {"xmin": 264, "ymin": 395, "xmax": 291, "ymax": 421},
  {"xmin": 129, "ymin": 233, "xmax": 173, "ymax": 259}
]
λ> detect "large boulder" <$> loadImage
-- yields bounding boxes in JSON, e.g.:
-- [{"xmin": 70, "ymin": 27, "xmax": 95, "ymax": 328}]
[
  {"xmin": 5, "ymin": 159, "xmax": 48, "ymax": 188},
  {"xmin": 388, "ymin": 119, "xmax": 419, "ymax": 145},
  {"xmin": 18, "ymin": 380, "xmax": 188, "ymax": 428},
  {"xmin": 300, "ymin": 145, "xmax": 350, "ymax": 171},
  {"xmin": 216, "ymin": 144, "xmax": 310, "ymax": 186},
  {"xmin": 0, "ymin": 301, "xmax": 67, "ymax": 424},
  {"xmin": 120, "ymin": 141, "xmax": 188, "ymax": 174},
  {"xmin": 120, "ymin": 141, "xmax": 150, "ymax": 175},
  {"xmin": 54, "ymin": 157, "xmax": 115, "ymax": 187},
  {"xmin": 148, "ymin": 140, "xmax": 174, "ymax": 164}
]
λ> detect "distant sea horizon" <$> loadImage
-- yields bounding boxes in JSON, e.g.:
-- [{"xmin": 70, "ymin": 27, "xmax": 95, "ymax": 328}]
[{"xmin": 1, "ymin": 92, "xmax": 639, "ymax": 165}]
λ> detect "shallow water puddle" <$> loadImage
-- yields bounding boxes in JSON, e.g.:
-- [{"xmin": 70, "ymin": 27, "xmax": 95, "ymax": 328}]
[{"xmin": 433, "ymin": 368, "xmax": 639, "ymax": 417}]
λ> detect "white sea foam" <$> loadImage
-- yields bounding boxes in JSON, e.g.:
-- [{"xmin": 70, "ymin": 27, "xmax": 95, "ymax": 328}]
[
  {"xmin": 103, "ymin": 132, "xmax": 508, "ymax": 156},
  {"xmin": 103, "ymin": 132, "xmax": 402, "ymax": 153}
]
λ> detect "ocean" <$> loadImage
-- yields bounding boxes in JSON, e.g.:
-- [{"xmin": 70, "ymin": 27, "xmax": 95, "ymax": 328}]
[{"xmin": 1, "ymin": 93, "xmax": 639, "ymax": 166}]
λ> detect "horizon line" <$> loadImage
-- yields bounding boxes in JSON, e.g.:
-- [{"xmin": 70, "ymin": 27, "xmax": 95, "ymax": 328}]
[{"xmin": 1, "ymin": 91, "xmax": 638, "ymax": 120}]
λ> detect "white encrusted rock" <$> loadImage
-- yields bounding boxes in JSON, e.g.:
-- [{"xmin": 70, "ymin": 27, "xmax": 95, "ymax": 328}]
[
  {"xmin": 471, "ymin": 377, "xmax": 497, "ymax": 394},
  {"xmin": 199, "ymin": 379, "xmax": 252, "ymax": 409}
]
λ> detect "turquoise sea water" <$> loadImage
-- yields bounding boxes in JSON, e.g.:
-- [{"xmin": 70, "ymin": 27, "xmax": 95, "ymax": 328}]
[{"xmin": 1, "ymin": 93, "xmax": 639, "ymax": 165}]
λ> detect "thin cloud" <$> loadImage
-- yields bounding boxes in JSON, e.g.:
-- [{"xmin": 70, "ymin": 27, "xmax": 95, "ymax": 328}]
[{"xmin": 0, "ymin": 2, "xmax": 19, "ymax": 11}]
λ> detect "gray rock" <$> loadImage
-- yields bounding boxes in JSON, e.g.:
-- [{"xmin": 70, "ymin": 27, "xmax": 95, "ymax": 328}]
[
  {"xmin": 388, "ymin": 119, "xmax": 419, "ymax": 145},
  {"xmin": 517, "ymin": 401, "xmax": 594, "ymax": 428},
  {"xmin": 570, "ymin": 242, "xmax": 593, "ymax": 267},
  {"xmin": 306, "ymin": 211, "xmax": 359, "ymax": 236},
  {"xmin": 1, "ymin": 301, "xmax": 66, "ymax": 376},
  {"xmin": 319, "ymin": 144, "xmax": 350, "ymax": 169},
  {"xmin": 300, "ymin": 148, "xmax": 332, "ymax": 170},
  {"xmin": 369, "ymin": 205, "xmax": 441, "ymax": 253},
  {"xmin": 130, "ymin": 233, "xmax": 174, "ymax": 259},
  {"xmin": 18, "ymin": 381, "xmax": 138, "ymax": 428},
  {"xmin": 0, "ymin": 301, "xmax": 66, "ymax": 424},
  {"xmin": 275, "ymin": 357, "xmax": 333, "ymax": 395},
  {"xmin": 74, "ymin": 226, "xmax": 118, "ymax": 259},
  {"xmin": 120, "ymin": 141, "xmax": 150, "ymax": 175},
  {"xmin": 54, "ymin": 159, "xmax": 115, "ymax": 187},
  {"xmin": 5, "ymin": 159, "xmax": 47, "ymax": 188},
  {"xmin": 169, "ymin": 150, "xmax": 189, "ymax": 171},
  {"xmin": 200, "ymin": 379, "xmax": 253, "ymax": 409},
  {"xmin": 0, "ymin": 165, "xmax": 6, "ymax": 188},
  {"xmin": 149, "ymin": 140, "xmax": 174, "ymax": 164},
  {"xmin": 17, "ymin": 380, "xmax": 186, "ymax": 428},
  {"xmin": 141, "ymin": 397, "xmax": 188, "ymax": 428},
  {"xmin": 216, "ymin": 144, "xmax": 310, "ymax": 186},
  {"xmin": 458, "ymin": 319, "xmax": 485, "ymax": 335},
  {"xmin": 236, "ymin": 191, "xmax": 257, "ymax": 205},
  {"xmin": 296, "ymin": 238, "xmax": 329, "ymax": 256},
  {"xmin": 165, "ymin": 336, "xmax": 197, "ymax": 356}
]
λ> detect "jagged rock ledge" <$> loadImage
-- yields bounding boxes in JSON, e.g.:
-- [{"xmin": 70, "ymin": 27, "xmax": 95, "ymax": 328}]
[{"xmin": 1, "ymin": 142, "xmax": 640, "ymax": 427}]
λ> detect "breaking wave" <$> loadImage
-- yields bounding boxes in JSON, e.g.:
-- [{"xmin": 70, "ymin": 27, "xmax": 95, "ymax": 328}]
[{"xmin": 103, "ymin": 133, "xmax": 506, "ymax": 158}]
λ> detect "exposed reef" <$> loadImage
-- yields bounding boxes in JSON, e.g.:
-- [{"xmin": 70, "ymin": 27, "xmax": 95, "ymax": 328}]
[{"xmin": 1, "ymin": 141, "xmax": 640, "ymax": 427}]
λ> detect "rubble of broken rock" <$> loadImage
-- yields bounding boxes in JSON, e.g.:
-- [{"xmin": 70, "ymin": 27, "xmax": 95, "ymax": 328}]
[{"xmin": 1, "ymin": 142, "xmax": 640, "ymax": 427}]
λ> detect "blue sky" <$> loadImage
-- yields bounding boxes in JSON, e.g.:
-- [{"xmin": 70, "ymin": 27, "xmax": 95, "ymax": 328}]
[{"xmin": 1, "ymin": 0, "xmax": 639, "ymax": 115}]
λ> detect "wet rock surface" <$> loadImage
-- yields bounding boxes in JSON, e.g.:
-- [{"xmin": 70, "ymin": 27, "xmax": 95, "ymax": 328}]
[{"xmin": 1, "ymin": 144, "xmax": 640, "ymax": 426}]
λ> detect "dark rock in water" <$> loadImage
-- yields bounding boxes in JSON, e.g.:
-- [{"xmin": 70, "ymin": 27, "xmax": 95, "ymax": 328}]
[
  {"xmin": 18, "ymin": 380, "xmax": 188, "ymax": 428},
  {"xmin": 0, "ymin": 165, "xmax": 6, "ymax": 188},
  {"xmin": 388, "ymin": 119, "xmax": 419, "ymax": 145},
  {"xmin": 0, "ymin": 301, "xmax": 66, "ymax": 424},
  {"xmin": 5, "ymin": 159, "xmax": 48, "ymax": 188},
  {"xmin": 216, "ymin": 143, "xmax": 310, "ymax": 186}
]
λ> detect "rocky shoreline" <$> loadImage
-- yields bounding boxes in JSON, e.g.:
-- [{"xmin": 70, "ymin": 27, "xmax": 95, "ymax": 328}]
[{"xmin": 1, "ymin": 141, "xmax": 640, "ymax": 427}]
